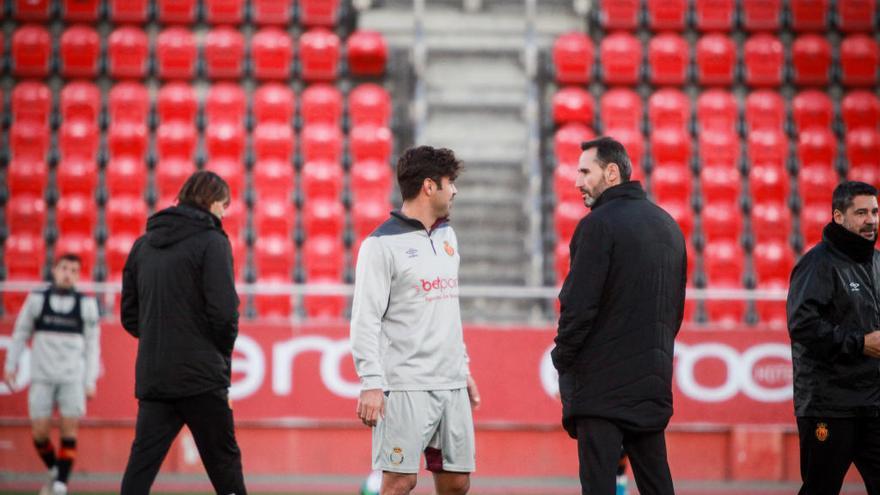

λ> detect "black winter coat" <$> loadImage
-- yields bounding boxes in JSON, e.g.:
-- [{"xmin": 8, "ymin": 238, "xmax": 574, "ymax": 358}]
[
  {"xmin": 552, "ymin": 181, "xmax": 687, "ymax": 437},
  {"xmin": 787, "ymin": 221, "xmax": 880, "ymax": 418},
  {"xmin": 121, "ymin": 203, "xmax": 240, "ymax": 400}
]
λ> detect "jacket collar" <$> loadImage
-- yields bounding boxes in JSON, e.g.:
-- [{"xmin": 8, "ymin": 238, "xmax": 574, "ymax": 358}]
[
  {"xmin": 591, "ymin": 181, "xmax": 646, "ymax": 210},
  {"xmin": 390, "ymin": 210, "xmax": 449, "ymax": 233},
  {"xmin": 823, "ymin": 221, "xmax": 877, "ymax": 264}
]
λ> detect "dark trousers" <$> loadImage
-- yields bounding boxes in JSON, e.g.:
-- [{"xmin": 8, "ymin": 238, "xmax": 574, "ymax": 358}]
[
  {"xmin": 120, "ymin": 388, "xmax": 247, "ymax": 495},
  {"xmin": 575, "ymin": 417, "xmax": 674, "ymax": 495},
  {"xmin": 797, "ymin": 416, "xmax": 880, "ymax": 495}
]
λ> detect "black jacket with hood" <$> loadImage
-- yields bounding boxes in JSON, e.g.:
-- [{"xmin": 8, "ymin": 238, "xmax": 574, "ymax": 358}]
[
  {"xmin": 787, "ymin": 221, "xmax": 880, "ymax": 418},
  {"xmin": 121, "ymin": 203, "xmax": 240, "ymax": 400},
  {"xmin": 552, "ymin": 181, "xmax": 687, "ymax": 437}
]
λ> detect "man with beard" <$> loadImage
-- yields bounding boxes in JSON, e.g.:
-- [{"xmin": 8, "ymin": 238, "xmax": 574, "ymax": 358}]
[
  {"xmin": 787, "ymin": 181, "xmax": 880, "ymax": 495},
  {"xmin": 552, "ymin": 137, "xmax": 686, "ymax": 495}
]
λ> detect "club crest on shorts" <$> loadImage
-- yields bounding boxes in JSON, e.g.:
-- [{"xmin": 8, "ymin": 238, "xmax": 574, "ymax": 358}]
[
  {"xmin": 444, "ymin": 241, "xmax": 455, "ymax": 256},
  {"xmin": 815, "ymin": 422, "xmax": 829, "ymax": 442},
  {"xmin": 390, "ymin": 447, "xmax": 404, "ymax": 465}
]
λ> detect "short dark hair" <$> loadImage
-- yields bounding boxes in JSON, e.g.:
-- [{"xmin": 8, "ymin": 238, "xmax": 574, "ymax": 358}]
[
  {"xmin": 56, "ymin": 253, "xmax": 82, "ymax": 266},
  {"xmin": 177, "ymin": 171, "xmax": 230, "ymax": 211},
  {"xmin": 832, "ymin": 181, "xmax": 878, "ymax": 214},
  {"xmin": 396, "ymin": 146, "xmax": 462, "ymax": 201},
  {"xmin": 580, "ymin": 137, "xmax": 633, "ymax": 182}
]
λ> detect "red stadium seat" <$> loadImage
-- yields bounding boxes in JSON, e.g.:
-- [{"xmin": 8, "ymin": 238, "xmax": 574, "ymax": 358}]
[
  {"xmin": 648, "ymin": 89, "xmax": 689, "ymax": 131},
  {"xmin": 105, "ymin": 234, "xmax": 138, "ymax": 280},
  {"xmin": 837, "ymin": 0, "xmax": 876, "ymax": 32},
  {"xmin": 797, "ymin": 128, "xmax": 838, "ymax": 168},
  {"xmin": 60, "ymin": 82, "xmax": 101, "ymax": 125},
  {"xmin": 251, "ymin": 28, "xmax": 293, "ymax": 81},
  {"xmin": 554, "ymin": 200, "xmax": 586, "ymax": 244},
  {"xmin": 554, "ymin": 242, "xmax": 571, "ymax": 283},
  {"xmin": 155, "ymin": 158, "xmax": 197, "ymax": 199},
  {"xmin": 745, "ymin": 90, "xmax": 785, "ymax": 132},
  {"xmin": 699, "ymin": 129, "xmax": 739, "ymax": 168},
  {"xmin": 253, "ymin": 83, "xmax": 295, "ymax": 124},
  {"xmin": 12, "ymin": 25, "xmax": 51, "ymax": 77},
  {"xmin": 552, "ymin": 32, "xmax": 593, "ymax": 84},
  {"xmin": 798, "ymin": 164, "xmax": 837, "ymax": 207},
  {"xmin": 755, "ymin": 279, "xmax": 788, "ymax": 328},
  {"xmin": 841, "ymin": 91, "xmax": 880, "ymax": 132},
  {"xmin": 204, "ymin": 158, "xmax": 245, "ymax": 199},
  {"xmin": 300, "ymin": 0, "xmax": 340, "ymax": 27},
  {"xmin": 253, "ymin": 276, "xmax": 294, "ymax": 319},
  {"xmin": 156, "ymin": 28, "xmax": 197, "ymax": 80},
  {"xmin": 157, "ymin": 0, "xmax": 197, "ymax": 24},
  {"xmin": 696, "ymin": 89, "xmax": 738, "ymax": 132},
  {"xmin": 57, "ymin": 157, "xmax": 98, "ymax": 196},
  {"xmin": 350, "ymin": 124, "xmax": 393, "ymax": 163},
  {"xmin": 600, "ymin": 88, "xmax": 642, "ymax": 131},
  {"xmin": 703, "ymin": 240, "xmax": 745, "ymax": 284},
  {"xmin": 657, "ymin": 200, "xmax": 694, "ymax": 240},
  {"xmin": 350, "ymin": 159, "xmax": 392, "ymax": 202},
  {"xmin": 840, "ymin": 34, "xmax": 879, "ymax": 87},
  {"xmin": 4, "ymin": 234, "xmax": 45, "ymax": 280},
  {"xmin": 204, "ymin": 27, "xmax": 245, "ymax": 80},
  {"xmin": 60, "ymin": 121, "xmax": 99, "ymax": 161},
  {"xmin": 302, "ymin": 199, "xmax": 345, "ymax": 239},
  {"xmin": 799, "ymin": 203, "xmax": 827, "ymax": 247},
  {"xmin": 156, "ymin": 122, "xmax": 197, "ymax": 160},
  {"xmin": 694, "ymin": 0, "xmax": 735, "ymax": 31},
  {"xmin": 253, "ymin": 199, "xmax": 296, "ymax": 237},
  {"xmin": 205, "ymin": 83, "xmax": 247, "ymax": 125},
  {"xmin": 205, "ymin": 123, "xmax": 245, "ymax": 161},
  {"xmin": 648, "ymin": 33, "xmax": 688, "ymax": 86},
  {"xmin": 352, "ymin": 199, "xmax": 390, "ymax": 244},
  {"xmin": 106, "ymin": 196, "xmax": 148, "ymax": 237},
  {"xmin": 109, "ymin": 0, "xmax": 148, "ymax": 22},
  {"xmin": 646, "ymin": 0, "xmax": 687, "ymax": 31},
  {"xmin": 554, "ymin": 163, "xmax": 580, "ymax": 203},
  {"xmin": 554, "ymin": 123, "xmax": 594, "ymax": 165},
  {"xmin": 205, "ymin": 0, "xmax": 244, "ymax": 24},
  {"xmin": 302, "ymin": 277, "xmax": 346, "ymax": 319},
  {"xmin": 792, "ymin": 34, "xmax": 832, "ymax": 87},
  {"xmin": 222, "ymin": 199, "xmax": 246, "ymax": 240},
  {"xmin": 253, "ymin": 122, "xmax": 295, "ymax": 162},
  {"xmin": 552, "ymin": 87, "xmax": 594, "ymax": 126},
  {"xmin": 12, "ymin": 81, "xmax": 51, "ymax": 127},
  {"xmin": 302, "ymin": 236, "xmax": 345, "ymax": 280},
  {"xmin": 651, "ymin": 127, "xmax": 691, "ymax": 165},
  {"xmin": 741, "ymin": 0, "xmax": 782, "ymax": 31},
  {"xmin": 792, "ymin": 90, "xmax": 833, "ymax": 132},
  {"xmin": 228, "ymin": 235, "xmax": 245, "ymax": 280},
  {"xmin": 605, "ymin": 127, "xmax": 645, "ymax": 174},
  {"xmin": 60, "ymin": 25, "xmax": 100, "ymax": 78},
  {"xmin": 106, "ymin": 157, "xmax": 148, "ymax": 196},
  {"xmin": 349, "ymin": 84, "xmax": 392, "ymax": 127},
  {"xmin": 13, "ymin": 0, "xmax": 50, "ymax": 20},
  {"xmin": 753, "ymin": 241, "xmax": 794, "ymax": 292},
  {"xmin": 790, "ymin": 0, "xmax": 830, "ymax": 31},
  {"xmin": 700, "ymin": 165, "xmax": 741, "ymax": 205},
  {"xmin": 252, "ymin": 0, "xmax": 292, "ymax": 25},
  {"xmin": 751, "ymin": 201, "xmax": 792, "ymax": 244},
  {"xmin": 743, "ymin": 34, "xmax": 784, "ymax": 87},
  {"xmin": 749, "ymin": 165, "xmax": 790, "ymax": 204},
  {"xmin": 253, "ymin": 158, "xmax": 295, "ymax": 199},
  {"xmin": 301, "ymin": 159, "xmax": 344, "ymax": 200},
  {"xmin": 301, "ymin": 124, "xmax": 343, "ymax": 163},
  {"xmin": 846, "ymin": 128, "xmax": 880, "ymax": 169},
  {"xmin": 55, "ymin": 235, "xmax": 96, "ymax": 278},
  {"xmin": 599, "ymin": 0, "xmax": 639, "ymax": 30},
  {"xmin": 7, "ymin": 157, "xmax": 48, "ymax": 195},
  {"xmin": 56, "ymin": 194, "xmax": 97, "ymax": 237},
  {"xmin": 701, "ymin": 201, "xmax": 743, "ymax": 243},
  {"xmin": 109, "ymin": 82, "xmax": 149, "ymax": 125},
  {"xmin": 299, "ymin": 28, "xmax": 340, "ymax": 82},
  {"xmin": 301, "ymin": 84, "xmax": 343, "ymax": 126},
  {"xmin": 600, "ymin": 32, "xmax": 642, "ymax": 86},
  {"xmin": 650, "ymin": 163, "xmax": 691, "ymax": 205},
  {"xmin": 696, "ymin": 34, "xmax": 736, "ymax": 86},
  {"xmin": 747, "ymin": 129, "xmax": 788, "ymax": 170},
  {"xmin": 254, "ymin": 236, "xmax": 295, "ymax": 280},
  {"xmin": 6, "ymin": 195, "xmax": 46, "ymax": 236},
  {"xmin": 107, "ymin": 122, "xmax": 148, "ymax": 160},
  {"xmin": 158, "ymin": 82, "xmax": 198, "ymax": 124},
  {"xmin": 347, "ymin": 30, "xmax": 388, "ymax": 77},
  {"xmin": 849, "ymin": 163, "xmax": 880, "ymax": 188},
  {"xmin": 10, "ymin": 123, "xmax": 49, "ymax": 161}
]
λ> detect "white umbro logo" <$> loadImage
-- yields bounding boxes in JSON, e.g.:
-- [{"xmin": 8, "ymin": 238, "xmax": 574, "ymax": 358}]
[{"xmin": 849, "ymin": 282, "xmax": 860, "ymax": 292}]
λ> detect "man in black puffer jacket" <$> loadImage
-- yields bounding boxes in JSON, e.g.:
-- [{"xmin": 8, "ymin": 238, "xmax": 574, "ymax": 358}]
[
  {"xmin": 120, "ymin": 171, "xmax": 246, "ymax": 495},
  {"xmin": 552, "ymin": 137, "xmax": 686, "ymax": 495},
  {"xmin": 787, "ymin": 181, "xmax": 880, "ymax": 495}
]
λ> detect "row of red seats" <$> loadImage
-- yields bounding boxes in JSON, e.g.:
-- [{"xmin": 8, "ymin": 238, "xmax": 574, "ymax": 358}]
[
  {"xmin": 7, "ymin": 25, "xmax": 387, "ymax": 80},
  {"xmin": 598, "ymin": 0, "xmax": 875, "ymax": 33},
  {"xmin": 9, "ymin": 0, "xmax": 343, "ymax": 27},
  {"xmin": 553, "ymin": 31, "xmax": 879, "ymax": 88}
]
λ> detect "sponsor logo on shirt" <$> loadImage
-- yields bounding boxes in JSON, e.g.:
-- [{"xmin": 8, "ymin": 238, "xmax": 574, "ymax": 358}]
[
  {"xmin": 406, "ymin": 248, "xmax": 419, "ymax": 258},
  {"xmin": 444, "ymin": 241, "xmax": 455, "ymax": 256},
  {"xmin": 421, "ymin": 277, "xmax": 459, "ymax": 292},
  {"xmin": 849, "ymin": 282, "xmax": 860, "ymax": 292}
]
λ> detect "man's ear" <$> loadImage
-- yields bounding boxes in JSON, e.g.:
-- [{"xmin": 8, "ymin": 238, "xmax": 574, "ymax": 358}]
[
  {"xmin": 605, "ymin": 163, "xmax": 620, "ymax": 184},
  {"xmin": 832, "ymin": 209, "xmax": 844, "ymax": 225}
]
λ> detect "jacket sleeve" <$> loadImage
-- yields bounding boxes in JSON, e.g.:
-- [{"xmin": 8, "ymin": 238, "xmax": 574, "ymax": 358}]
[
  {"xmin": 120, "ymin": 239, "xmax": 140, "ymax": 337},
  {"xmin": 81, "ymin": 297, "xmax": 101, "ymax": 390},
  {"xmin": 675, "ymin": 249, "xmax": 688, "ymax": 337},
  {"xmin": 202, "ymin": 234, "xmax": 240, "ymax": 356},
  {"xmin": 349, "ymin": 237, "xmax": 392, "ymax": 391},
  {"xmin": 787, "ymin": 254, "xmax": 865, "ymax": 360},
  {"xmin": 4, "ymin": 293, "xmax": 41, "ymax": 375},
  {"xmin": 552, "ymin": 216, "xmax": 612, "ymax": 374}
]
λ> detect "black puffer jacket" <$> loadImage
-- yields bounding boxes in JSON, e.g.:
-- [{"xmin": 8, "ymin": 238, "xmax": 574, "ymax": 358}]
[
  {"xmin": 121, "ymin": 203, "xmax": 240, "ymax": 400},
  {"xmin": 787, "ymin": 222, "xmax": 880, "ymax": 418},
  {"xmin": 552, "ymin": 182, "xmax": 687, "ymax": 437}
]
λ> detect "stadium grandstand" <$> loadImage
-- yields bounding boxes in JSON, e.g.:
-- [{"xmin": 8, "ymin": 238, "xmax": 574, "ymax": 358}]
[{"xmin": 1, "ymin": 0, "xmax": 878, "ymax": 493}]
